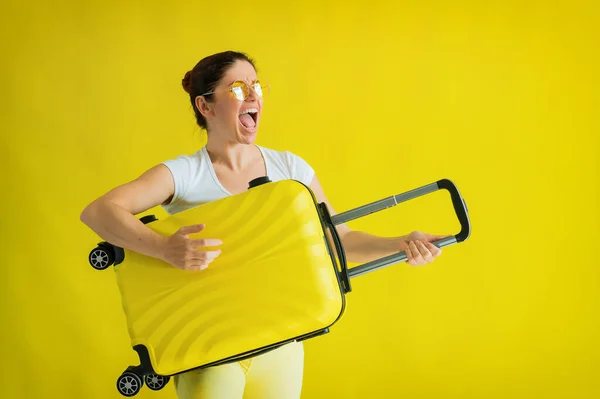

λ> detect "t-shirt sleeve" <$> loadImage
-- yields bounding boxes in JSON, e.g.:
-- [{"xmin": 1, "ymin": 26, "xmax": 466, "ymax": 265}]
[
  {"xmin": 161, "ymin": 154, "xmax": 195, "ymax": 205},
  {"xmin": 285, "ymin": 151, "xmax": 315, "ymax": 186}
]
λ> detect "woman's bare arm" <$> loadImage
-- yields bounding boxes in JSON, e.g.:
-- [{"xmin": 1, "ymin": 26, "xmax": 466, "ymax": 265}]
[{"xmin": 80, "ymin": 164, "xmax": 175, "ymax": 260}]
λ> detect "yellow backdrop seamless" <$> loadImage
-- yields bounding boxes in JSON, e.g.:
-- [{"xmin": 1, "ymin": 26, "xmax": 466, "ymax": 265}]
[{"xmin": 1, "ymin": 0, "xmax": 598, "ymax": 398}]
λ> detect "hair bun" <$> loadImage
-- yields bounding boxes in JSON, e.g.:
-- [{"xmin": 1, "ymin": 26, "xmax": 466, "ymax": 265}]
[{"xmin": 182, "ymin": 71, "xmax": 193, "ymax": 94}]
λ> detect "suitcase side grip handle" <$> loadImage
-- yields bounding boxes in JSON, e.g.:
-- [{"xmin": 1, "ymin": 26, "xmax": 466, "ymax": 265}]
[{"xmin": 319, "ymin": 202, "xmax": 351, "ymax": 293}]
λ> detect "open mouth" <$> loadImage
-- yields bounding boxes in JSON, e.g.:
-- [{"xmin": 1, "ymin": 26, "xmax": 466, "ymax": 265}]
[{"xmin": 238, "ymin": 108, "xmax": 258, "ymax": 130}]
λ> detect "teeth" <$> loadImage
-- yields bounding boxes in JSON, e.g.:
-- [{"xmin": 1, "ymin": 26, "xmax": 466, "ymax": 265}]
[{"xmin": 240, "ymin": 108, "xmax": 258, "ymax": 115}]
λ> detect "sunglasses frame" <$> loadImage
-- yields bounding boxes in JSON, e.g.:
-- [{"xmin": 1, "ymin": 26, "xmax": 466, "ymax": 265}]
[{"xmin": 201, "ymin": 79, "xmax": 269, "ymax": 101}]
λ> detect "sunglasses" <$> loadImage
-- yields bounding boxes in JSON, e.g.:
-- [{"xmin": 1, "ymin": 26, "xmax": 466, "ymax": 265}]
[{"xmin": 202, "ymin": 80, "xmax": 270, "ymax": 101}]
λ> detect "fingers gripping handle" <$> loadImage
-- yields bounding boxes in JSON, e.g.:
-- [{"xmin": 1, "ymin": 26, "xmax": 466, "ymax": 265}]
[
  {"xmin": 329, "ymin": 179, "xmax": 471, "ymax": 279},
  {"xmin": 347, "ymin": 237, "xmax": 456, "ymax": 279}
]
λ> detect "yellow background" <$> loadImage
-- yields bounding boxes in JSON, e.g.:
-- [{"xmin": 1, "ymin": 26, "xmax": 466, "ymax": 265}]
[{"xmin": 1, "ymin": 0, "xmax": 598, "ymax": 398}]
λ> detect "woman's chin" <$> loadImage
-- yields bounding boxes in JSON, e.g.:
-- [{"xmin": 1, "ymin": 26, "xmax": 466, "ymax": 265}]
[{"xmin": 238, "ymin": 122, "xmax": 258, "ymax": 141}]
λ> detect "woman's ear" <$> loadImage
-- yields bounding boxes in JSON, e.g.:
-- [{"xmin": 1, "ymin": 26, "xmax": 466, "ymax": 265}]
[{"xmin": 195, "ymin": 96, "xmax": 214, "ymax": 119}]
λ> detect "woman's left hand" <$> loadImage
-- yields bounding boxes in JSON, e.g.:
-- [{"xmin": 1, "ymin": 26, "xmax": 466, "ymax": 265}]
[{"xmin": 399, "ymin": 231, "xmax": 452, "ymax": 266}]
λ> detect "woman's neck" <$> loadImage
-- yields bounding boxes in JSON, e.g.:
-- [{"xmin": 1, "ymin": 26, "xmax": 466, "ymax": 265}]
[{"xmin": 205, "ymin": 138, "xmax": 259, "ymax": 173}]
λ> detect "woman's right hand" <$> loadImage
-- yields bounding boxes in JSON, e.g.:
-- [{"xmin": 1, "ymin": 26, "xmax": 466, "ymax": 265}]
[{"xmin": 158, "ymin": 224, "xmax": 222, "ymax": 270}]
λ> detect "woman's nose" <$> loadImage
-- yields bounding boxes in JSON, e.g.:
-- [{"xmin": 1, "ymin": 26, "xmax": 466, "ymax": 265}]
[{"xmin": 245, "ymin": 86, "xmax": 260, "ymax": 101}]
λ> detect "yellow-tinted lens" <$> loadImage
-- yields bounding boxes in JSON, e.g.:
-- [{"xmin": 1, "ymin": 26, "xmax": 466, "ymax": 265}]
[
  {"xmin": 253, "ymin": 82, "xmax": 263, "ymax": 97},
  {"xmin": 231, "ymin": 81, "xmax": 247, "ymax": 101}
]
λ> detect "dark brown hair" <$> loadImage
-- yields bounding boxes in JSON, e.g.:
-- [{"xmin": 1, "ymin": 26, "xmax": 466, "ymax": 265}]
[{"xmin": 182, "ymin": 51, "xmax": 257, "ymax": 130}]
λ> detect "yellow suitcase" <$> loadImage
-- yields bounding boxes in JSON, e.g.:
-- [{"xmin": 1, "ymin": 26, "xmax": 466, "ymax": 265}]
[{"xmin": 87, "ymin": 177, "xmax": 470, "ymax": 397}]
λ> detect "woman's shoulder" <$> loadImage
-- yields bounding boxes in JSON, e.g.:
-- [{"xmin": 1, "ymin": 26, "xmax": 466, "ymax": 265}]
[
  {"xmin": 159, "ymin": 147, "xmax": 210, "ymax": 181},
  {"xmin": 257, "ymin": 145, "xmax": 308, "ymax": 165},
  {"xmin": 258, "ymin": 145, "xmax": 315, "ymax": 184}
]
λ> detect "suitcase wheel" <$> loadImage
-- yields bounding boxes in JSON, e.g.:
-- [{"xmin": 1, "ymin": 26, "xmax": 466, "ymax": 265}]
[
  {"xmin": 145, "ymin": 373, "xmax": 170, "ymax": 391},
  {"xmin": 116, "ymin": 371, "xmax": 143, "ymax": 397},
  {"xmin": 88, "ymin": 244, "xmax": 115, "ymax": 270}
]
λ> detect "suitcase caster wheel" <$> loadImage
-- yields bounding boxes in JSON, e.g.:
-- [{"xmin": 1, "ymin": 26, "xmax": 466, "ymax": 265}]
[
  {"xmin": 145, "ymin": 373, "xmax": 170, "ymax": 391},
  {"xmin": 89, "ymin": 245, "xmax": 114, "ymax": 270},
  {"xmin": 117, "ymin": 371, "xmax": 143, "ymax": 397}
]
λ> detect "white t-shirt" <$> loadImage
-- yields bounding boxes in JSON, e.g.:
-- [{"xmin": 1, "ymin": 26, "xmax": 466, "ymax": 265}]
[{"xmin": 160, "ymin": 145, "xmax": 315, "ymax": 215}]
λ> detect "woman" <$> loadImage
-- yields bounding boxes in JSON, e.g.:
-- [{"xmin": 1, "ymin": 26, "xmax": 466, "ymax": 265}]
[{"xmin": 80, "ymin": 50, "xmax": 448, "ymax": 399}]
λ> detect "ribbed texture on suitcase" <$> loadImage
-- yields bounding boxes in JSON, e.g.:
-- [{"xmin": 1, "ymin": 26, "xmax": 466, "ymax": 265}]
[{"xmin": 114, "ymin": 180, "xmax": 344, "ymax": 376}]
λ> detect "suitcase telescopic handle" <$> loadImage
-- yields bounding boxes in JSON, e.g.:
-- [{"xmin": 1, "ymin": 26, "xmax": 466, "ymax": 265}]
[{"xmin": 330, "ymin": 179, "xmax": 471, "ymax": 280}]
